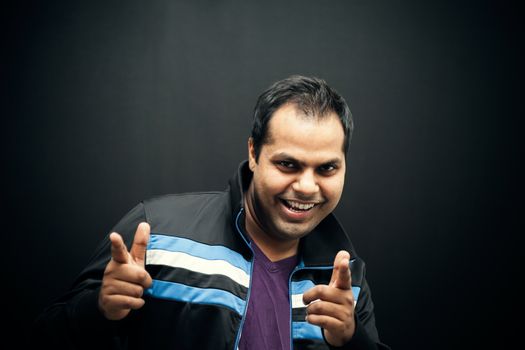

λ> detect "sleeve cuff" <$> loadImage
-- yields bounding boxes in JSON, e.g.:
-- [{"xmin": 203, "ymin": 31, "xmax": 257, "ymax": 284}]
[{"xmin": 69, "ymin": 288, "xmax": 122, "ymax": 334}]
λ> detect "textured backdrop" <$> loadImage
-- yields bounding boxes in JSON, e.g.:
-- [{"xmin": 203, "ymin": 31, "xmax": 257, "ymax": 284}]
[{"xmin": 4, "ymin": 1, "xmax": 520, "ymax": 349}]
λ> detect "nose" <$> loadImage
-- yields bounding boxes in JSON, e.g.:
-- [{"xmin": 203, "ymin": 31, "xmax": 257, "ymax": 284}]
[{"xmin": 292, "ymin": 169, "xmax": 319, "ymax": 196}]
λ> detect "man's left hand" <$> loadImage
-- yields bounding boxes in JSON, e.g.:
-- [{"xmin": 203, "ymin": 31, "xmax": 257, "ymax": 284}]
[{"xmin": 303, "ymin": 250, "xmax": 356, "ymax": 347}]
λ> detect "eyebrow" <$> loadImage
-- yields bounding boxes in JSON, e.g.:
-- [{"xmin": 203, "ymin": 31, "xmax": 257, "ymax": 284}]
[{"xmin": 272, "ymin": 152, "xmax": 342, "ymax": 166}]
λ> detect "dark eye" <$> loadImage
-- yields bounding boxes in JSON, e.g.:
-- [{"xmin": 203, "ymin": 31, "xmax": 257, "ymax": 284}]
[
  {"xmin": 277, "ymin": 160, "xmax": 296, "ymax": 170},
  {"xmin": 318, "ymin": 163, "xmax": 337, "ymax": 174}
]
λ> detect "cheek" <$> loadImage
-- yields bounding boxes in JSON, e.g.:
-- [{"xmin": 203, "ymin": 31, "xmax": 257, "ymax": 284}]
[
  {"xmin": 322, "ymin": 177, "xmax": 345, "ymax": 201},
  {"xmin": 265, "ymin": 170, "xmax": 293, "ymax": 193},
  {"xmin": 254, "ymin": 170, "xmax": 291, "ymax": 198}
]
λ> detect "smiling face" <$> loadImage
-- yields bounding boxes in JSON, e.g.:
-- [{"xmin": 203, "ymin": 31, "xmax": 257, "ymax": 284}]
[{"xmin": 245, "ymin": 103, "xmax": 346, "ymax": 247}]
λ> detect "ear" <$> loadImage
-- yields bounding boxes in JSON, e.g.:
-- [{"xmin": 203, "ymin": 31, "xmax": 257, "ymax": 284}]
[{"xmin": 248, "ymin": 138, "xmax": 257, "ymax": 172}]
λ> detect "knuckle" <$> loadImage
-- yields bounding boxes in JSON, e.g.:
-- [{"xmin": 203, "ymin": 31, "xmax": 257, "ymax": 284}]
[
  {"xmin": 343, "ymin": 293, "xmax": 355, "ymax": 306},
  {"xmin": 133, "ymin": 286, "xmax": 144, "ymax": 298},
  {"xmin": 306, "ymin": 304, "xmax": 314, "ymax": 315},
  {"xmin": 137, "ymin": 269, "xmax": 148, "ymax": 280},
  {"xmin": 134, "ymin": 298, "xmax": 146, "ymax": 309},
  {"xmin": 99, "ymin": 295, "xmax": 109, "ymax": 307},
  {"xmin": 136, "ymin": 269, "xmax": 149, "ymax": 282},
  {"xmin": 318, "ymin": 317, "xmax": 329, "ymax": 328},
  {"xmin": 103, "ymin": 264, "xmax": 115, "ymax": 276},
  {"xmin": 315, "ymin": 285, "xmax": 329, "ymax": 298},
  {"xmin": 341, "ymin": 306, "xmax": 352, "ymax": 320},
  {"xmin": 122, "ymin": 296, "xmax": 134, "ymax": 309},
  {"xmin": 309, "ymin": 301, "xmax": 325, "ymax": 314},
  {"xmin": 100, "ymin": 284, "xmax": 112, "ymax": 297}
]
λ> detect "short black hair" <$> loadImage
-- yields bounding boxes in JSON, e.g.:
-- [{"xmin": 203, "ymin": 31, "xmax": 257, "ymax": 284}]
[{"xmin": 250, "ymin": 75, "xmax": 353, "ymax": 160}]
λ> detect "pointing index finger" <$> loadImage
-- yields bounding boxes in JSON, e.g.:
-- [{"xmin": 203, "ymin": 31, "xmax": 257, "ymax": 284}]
[
  {"xmin": 330, "ymin": 250, "xmax": 352, "ymax": 290},
  {"xmin": 130, "ymin": 222, "xmax": 151, "ymax": 267},
  {"xmin": 110, "ymin": 232, "xmax": 129, "ymax": 264},
  {"xmin": 335, "ymin": 256, "xmax": 352, "ymax": 290}
]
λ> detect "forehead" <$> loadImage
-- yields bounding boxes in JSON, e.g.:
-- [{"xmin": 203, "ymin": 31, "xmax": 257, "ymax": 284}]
[{"xmin": 263, "ymin": 104, "xmax": 345, "ymax": 161}]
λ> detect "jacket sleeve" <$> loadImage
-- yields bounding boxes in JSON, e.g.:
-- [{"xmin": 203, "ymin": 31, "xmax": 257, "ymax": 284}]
[{"xmin": 31, "ymin": 202, "xmax": 147, "ymax": 349}]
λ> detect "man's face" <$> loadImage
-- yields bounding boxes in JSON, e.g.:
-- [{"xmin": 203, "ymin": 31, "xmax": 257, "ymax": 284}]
[{"xmin": 247, "ymin": 103, "xmax": 346, "ymax": 242}]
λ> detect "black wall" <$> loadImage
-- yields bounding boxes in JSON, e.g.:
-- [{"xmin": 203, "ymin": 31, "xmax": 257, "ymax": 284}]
[{"xmin": 4, "ymin": 1, "xmax": 520, "ymax": 349}]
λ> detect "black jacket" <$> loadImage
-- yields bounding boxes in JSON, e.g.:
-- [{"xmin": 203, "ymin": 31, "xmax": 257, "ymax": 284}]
[{"xmin": 33, "ymin": 161, "xmax": 390, "ymax": 350}]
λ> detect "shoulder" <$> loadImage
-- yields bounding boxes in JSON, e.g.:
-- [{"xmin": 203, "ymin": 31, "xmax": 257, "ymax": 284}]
[
  {"xmin": 142, "ymin": 190, "xmax": 230, "ymax": 217},
  {"xmin": 143, "ymin": 191, "xmax": 228, "ymax": 206},
  {"xmin": 140, "ymin": 190, "xmax": 233, "ymax": 238}
]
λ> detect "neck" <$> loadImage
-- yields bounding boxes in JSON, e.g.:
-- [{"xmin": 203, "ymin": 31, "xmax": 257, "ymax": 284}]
[{"xmin": 243, "ymin": 191, "xmax": 299, "ymax": 262}]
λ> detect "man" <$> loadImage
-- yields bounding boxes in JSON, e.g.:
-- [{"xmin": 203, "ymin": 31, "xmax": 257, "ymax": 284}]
[{"xmin": 34, "ymin": 75, "xmax": 390, "ymax": 349}]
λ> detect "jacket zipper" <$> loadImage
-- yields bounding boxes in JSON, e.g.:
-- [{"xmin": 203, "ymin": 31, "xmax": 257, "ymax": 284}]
[
  {"xmin": 233, "ymin": 208, "xmax": 254, "ymax": 350},
  {"xmin": 288, "ymin": 265, "xmax": 334, "ymax": 349},
  {"xmin": 288, "ymin": 265, "xmax": 302, "ymax": 350}
]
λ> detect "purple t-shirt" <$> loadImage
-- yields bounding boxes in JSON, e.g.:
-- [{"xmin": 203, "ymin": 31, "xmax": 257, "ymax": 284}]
[{"xmin": 238, "ymin": 242, "xmax": 298, "ymax": 350}]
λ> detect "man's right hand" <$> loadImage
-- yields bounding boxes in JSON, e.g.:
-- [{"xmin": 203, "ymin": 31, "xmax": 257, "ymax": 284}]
[{"xmin": 98, "ymin": 222, "xmax": 153, "ymax": 321}]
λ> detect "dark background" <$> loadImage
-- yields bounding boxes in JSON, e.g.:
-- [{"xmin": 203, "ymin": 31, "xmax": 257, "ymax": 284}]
[{"xmin": 3, "ymin": 0, "xmax": 521, "ymax": 349}]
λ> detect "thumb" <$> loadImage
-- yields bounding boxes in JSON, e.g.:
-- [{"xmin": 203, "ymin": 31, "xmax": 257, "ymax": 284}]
[
  {"xmin": 329, "ymin": 250, "xmax": 352, "ymax": 290},
  {"xmin": 130, "ymin": 222, "xmax": 150, "ymax": 267},
  {"xmin": 110, "ymin": 232, "xmax": 129, "ymax": 264}
]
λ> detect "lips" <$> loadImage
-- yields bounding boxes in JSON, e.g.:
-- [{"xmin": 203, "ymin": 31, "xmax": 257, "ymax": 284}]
[
  {"xmin": 279, "ymin": 198, "xmax": 322, "ymax": 217},
  {"xmin": 282, "ymin": 199, "xmax": 316, "ymax": 211}
]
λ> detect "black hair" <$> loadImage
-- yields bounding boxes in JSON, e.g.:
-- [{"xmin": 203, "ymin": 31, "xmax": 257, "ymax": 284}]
[{"xmin": 250, "ymin": 75, "xmax": 353, "ymax": 160}]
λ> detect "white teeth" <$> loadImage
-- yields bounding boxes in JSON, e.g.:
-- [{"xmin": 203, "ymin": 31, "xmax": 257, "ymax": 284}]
[{"xmin": 286, "ymin": 200, "xmax": 315, "ymax": 210}]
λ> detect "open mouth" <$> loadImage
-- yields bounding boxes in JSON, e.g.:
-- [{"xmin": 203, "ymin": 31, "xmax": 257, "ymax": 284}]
[{"xmin": 280, "ymin": 199, "xmax": 318, "ymax": 212}]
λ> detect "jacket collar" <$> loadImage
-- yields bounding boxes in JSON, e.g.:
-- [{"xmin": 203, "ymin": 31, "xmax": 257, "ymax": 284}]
[
  {"xmin": 228, "ymin": 160, "xmax": 356, "ymax": 267},
  {"xmin": 228, "ymin": 160, "xmax": 251, "ymax": 221}
]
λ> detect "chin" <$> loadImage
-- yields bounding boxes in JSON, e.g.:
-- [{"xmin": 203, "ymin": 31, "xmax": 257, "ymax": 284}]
[{"xmin": 274, "ymin": 224, "xmax": 313, "ymax": 241}]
